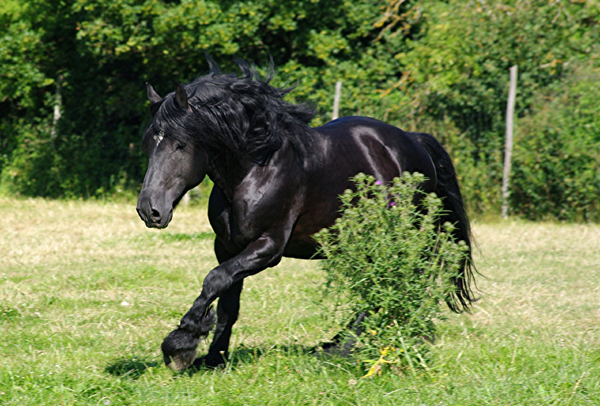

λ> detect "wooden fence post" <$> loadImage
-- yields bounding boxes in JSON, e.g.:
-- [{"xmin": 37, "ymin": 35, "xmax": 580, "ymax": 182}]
[
  {"xmin": 332, "ymin": 81, "xmax": 342, "ymax": 120},
  {"xmin": 50, "ymin": 75, "xmax": 63, "ymax": 140},
  {"xmin": 502, "ymin": 65, "xmax": 518, "ymax": 219}
]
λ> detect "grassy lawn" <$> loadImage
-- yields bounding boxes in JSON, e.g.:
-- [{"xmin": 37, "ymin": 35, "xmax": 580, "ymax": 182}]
[{"xmin": 1, "ymin": 197, "xmax": 599, "ymax": 405}]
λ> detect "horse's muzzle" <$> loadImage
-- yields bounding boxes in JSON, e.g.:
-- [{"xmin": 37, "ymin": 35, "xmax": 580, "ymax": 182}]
[{"xmin": 136, "ymin": 201, "xmax": 173, "ymax": 229}]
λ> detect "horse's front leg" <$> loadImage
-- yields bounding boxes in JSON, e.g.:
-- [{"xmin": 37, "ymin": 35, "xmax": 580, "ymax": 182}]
[
  {"xmin": 203, "ymin": 238, "xmax": 243, "ymax": 368},
  {"xmin": 203, "ymin": 280, "xmax": 243, "ymax": 368},
  {"xmin": 161, "ymin": 235, "xmax": 283, "ymax": 371}
]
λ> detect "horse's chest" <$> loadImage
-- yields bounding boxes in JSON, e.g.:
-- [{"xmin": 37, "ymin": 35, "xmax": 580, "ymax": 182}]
[{"xmin": 209, "ymin": 192, "xmax": 271, "ymax": 250}]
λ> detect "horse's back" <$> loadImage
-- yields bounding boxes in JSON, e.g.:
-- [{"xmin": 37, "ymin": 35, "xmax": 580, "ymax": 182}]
[
  {"xmin": 313, "ymin": 116, "xmax": 436, "ymax": 189},
  {"xmin": 283, "ymin": 116, "xmax": 437, "ymax": 259}
]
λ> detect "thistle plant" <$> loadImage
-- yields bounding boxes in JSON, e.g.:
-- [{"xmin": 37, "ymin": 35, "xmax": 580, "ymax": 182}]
[{"xmin": 314, "ymin": 173, "xmax": 469, "ymax": 375}]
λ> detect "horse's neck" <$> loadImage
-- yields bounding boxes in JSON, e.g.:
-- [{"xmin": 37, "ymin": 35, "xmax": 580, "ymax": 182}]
[
  {"xmin": 206, "ymin": 151, "xmax": 250, "ymax": 202},
  {"xmin": 205, "ymin": 138, "xmax": 306, "ymax": 201}
]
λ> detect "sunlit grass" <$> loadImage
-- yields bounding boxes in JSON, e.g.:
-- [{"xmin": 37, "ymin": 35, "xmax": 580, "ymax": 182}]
[{"xmin": 1, "ymin": 197, "xmax": 599, "ymax": 405}]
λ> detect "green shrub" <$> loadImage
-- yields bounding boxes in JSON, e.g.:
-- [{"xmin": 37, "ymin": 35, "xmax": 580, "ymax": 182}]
[{"xmin": 314, "ymin": 173, "xmax": 469, "ymax": 375}]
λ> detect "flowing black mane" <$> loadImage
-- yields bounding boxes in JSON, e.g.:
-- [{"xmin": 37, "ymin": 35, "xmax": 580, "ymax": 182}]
[{"xmin": 143, "ymin": 58, "xmax": 316, "ymax": 163}]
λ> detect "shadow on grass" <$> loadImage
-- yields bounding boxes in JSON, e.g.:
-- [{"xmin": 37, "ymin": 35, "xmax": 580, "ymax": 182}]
[
  {"xmin": 105, "ymin": 356, "xmax": 159, "ymax": 380},
  {"xmin": 184, "ymin": 342, "xmax": 347, "ymax": 376},
  {"xmin": 104, "ymin": 343, "xmax": 351, "ymax": 378}
]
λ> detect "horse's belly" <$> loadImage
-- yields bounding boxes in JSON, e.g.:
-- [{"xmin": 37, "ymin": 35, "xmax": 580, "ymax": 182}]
[{"xmin": 283, "ymin": 238, "xmax": 322, "ymax": 260}]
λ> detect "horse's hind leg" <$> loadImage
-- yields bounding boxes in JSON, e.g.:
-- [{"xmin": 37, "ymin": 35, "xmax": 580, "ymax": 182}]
[
  {"xmin": 204, "ymin": 238, "xmax": 243, "ymax": 368},
  {"xmin": 323, "ymin": 311, "xmax": 366, "ymax": 356}
]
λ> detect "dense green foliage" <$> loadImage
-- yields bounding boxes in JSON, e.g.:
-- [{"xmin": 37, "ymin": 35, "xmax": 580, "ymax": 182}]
[
  {"xmin": 315, "ymin": 173, "xmax": 469, "ymax": 374},
  {"xmin": 511, "ymin": 65, "xmax": 600, "ymax": 221},
  {"xmin": 398, "ymin": 0, "xmax": 600, "ymax": 218},
  {"xmin": 0, "ymin": 0, "xmax": 599, "ymax": 219}
]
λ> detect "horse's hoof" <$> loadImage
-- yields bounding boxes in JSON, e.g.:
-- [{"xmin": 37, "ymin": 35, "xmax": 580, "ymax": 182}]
[
  {"xmin": 321, "ymin": 342, "xmax": 339, "ymax": 355},
  {"xmin": 161, "ymin": 329, "xmax": 200, "ymax": 371},
  {"xmin": 204, "ymin": 352, "xmax": 227, "ymax": 369},
  {"xmin": 321, "ymin": 339, "xmax": 355, "ymax": 357},
  {"xmin": 164, "ymin": 349, "xmax": 197, "ymax": 372}
]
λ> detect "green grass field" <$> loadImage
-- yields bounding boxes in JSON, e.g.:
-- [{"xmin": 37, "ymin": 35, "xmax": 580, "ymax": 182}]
[{"xmin": 1, "ymin": 197, "xmax": 599, "ymax": 405}]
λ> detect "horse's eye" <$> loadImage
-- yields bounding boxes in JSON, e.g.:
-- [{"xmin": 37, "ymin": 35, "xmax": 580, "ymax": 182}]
[{"xmin": 175, "ymin": 143, "xmax": 186, "ymax": 151}]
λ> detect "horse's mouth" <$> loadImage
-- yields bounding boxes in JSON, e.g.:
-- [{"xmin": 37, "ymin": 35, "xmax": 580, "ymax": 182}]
[{"xmin": 139, "ymin": 209, "xmax": 173, "ymax": 229}]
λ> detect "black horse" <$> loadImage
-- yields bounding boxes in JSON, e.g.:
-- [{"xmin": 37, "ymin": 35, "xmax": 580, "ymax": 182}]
[{"xmin": 136, "ymin": 58, "xmax": 475, "ymax": 371}]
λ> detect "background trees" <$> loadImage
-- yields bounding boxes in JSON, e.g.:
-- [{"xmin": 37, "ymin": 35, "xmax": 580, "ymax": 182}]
[{"xmin": 1, "ymin": 0, "xmax": 598, "ymax": 220}]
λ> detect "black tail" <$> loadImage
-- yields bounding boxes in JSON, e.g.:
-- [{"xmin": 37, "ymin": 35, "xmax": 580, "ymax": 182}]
[{"xmin": 412, "ymin": 132, "xmax": 477, "ymax": 312}]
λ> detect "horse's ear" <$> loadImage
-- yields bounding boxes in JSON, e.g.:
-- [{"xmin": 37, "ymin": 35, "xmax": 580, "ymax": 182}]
[
  {"xmin": 146, "ymin": 82, "xmax": 162, "ymax": 104},
  {"xmin": 175, "ymin": 84, "xmax": 189, "ymax": 110}
]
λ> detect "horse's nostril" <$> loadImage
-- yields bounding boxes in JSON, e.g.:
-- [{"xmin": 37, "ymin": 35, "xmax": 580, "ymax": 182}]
[{"xmin": 151, "ymin": 209, "xmax": 160, "ymax": 219}]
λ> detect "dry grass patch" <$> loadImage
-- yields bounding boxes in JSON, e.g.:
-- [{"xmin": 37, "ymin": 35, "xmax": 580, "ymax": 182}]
[{"xmin": 471, "ymin": 221, "xmax": 600, "ymax": 334}]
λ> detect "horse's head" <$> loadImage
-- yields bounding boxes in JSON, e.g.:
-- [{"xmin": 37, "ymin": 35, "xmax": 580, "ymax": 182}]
[{"xmin": 136, "ymin": 83, "xmax": 208, "ymax": 229}]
